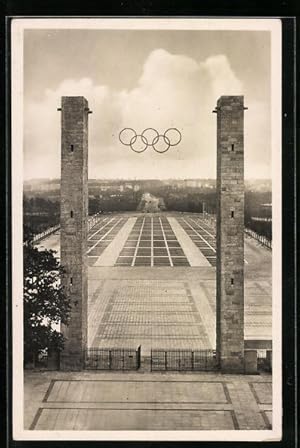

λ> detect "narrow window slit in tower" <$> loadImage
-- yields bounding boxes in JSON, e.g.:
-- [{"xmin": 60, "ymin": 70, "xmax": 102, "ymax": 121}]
[
  {"xmin": 231, "ymin": 278, "xmax": 234, "ymax": 286},
  {"xmin": 70, "ymin": 144, "xmax": 74, "ymax": 152},
  {"xmin": 231, "ymin": 210, "xmax": 234, "ymax": 218},
  {"xmin": 231, "ymin": 144, "xmax": 235, "ymax": 151},
  {"xmin": 70, "ymin": 210, "xmax": 73, "ymax": 218},
  {"xmin": 70, "ymin": 277, "xmax": 73, "ymax": 286}
]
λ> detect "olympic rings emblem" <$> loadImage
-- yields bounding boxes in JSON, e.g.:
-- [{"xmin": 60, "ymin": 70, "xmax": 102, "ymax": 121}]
[{"xmin": 119, "ymin": 128, "xmax": 182, "ymax": 153}]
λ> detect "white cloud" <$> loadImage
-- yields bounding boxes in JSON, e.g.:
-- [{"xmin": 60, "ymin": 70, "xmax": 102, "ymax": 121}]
[
  {"xmin": 201, "ymin": 54, "xmax": 243, "ymax": 99},
  {"xmin": 24, "ymin": 49, "xmax": 270, "ymax": 179},
  {"xmin": 244, "ymin": 100, "xmax": 271, "ymax": 178}
]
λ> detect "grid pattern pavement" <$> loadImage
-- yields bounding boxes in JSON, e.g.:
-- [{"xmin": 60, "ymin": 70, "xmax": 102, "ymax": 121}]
[
  {"xmin": 178, "ymin": 216, "xmax": 248, "ymax": 266},
  {"xmin": 28, "ymin": 213, "xmax": 273, "ymax": 432},
  {"xmin": 116, "ymin": 216, "xmax": 190, "ymax": 267},
  {"xmin": 60, "ymin": 213, "xmax": 271, "ymax": 348},
  {"xmin": 88, "ymin": 279, "xmax": 211, "ymax": 352},
  {"xmin": 87, "ymin": 216, "xmax": 128, "ymax": 266},
  {"xmin": 194, "ymin": 278, "xmax": 272, "ymax": 341},
  {"xmin": 178, "ymin": 216, "xmax": 217, "ymax": 266},
  {"xmin": 87, "ymin": 221, "xmax": 272, "ymax": 348},
  {"xmin": 244, "ymin": 280, "xmax": 272, "ymax": 340},
  {"xmin": 87, "ymin": 268, "xmax": 271, "ymax": 351}
]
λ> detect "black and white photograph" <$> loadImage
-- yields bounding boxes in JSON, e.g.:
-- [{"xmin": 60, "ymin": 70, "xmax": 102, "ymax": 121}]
[{"xmin": 11, "ymin": 17, "xmax": 282, "ymax": 441}]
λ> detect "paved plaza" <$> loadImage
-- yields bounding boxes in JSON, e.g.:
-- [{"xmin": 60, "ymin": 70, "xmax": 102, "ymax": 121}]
[
  {"xmin": 38, "ymin": 212, "xmax": 272, "ymax": 351},
  {"xmin": 86, "ymin": 213, "xmax": 271, "ymax": 350},
  {"xmin": 31, "ymin": 212, "xmax": 273, "ymax": 430},
  {"xmin": 25, "ymin": 370, "xmax": 272, "ymax": 431}
]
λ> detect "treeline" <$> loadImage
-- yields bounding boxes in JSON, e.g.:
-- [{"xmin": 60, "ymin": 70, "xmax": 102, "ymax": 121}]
[
  {"xmin": 23, "ymin": 196, "xmax": 60, "ymax": 235},
  {"xmin": 164, "ymin": 190, "xmax": 216, "ymax": 213},
  {"xmin": 89, "ymin": 191, "xmax": 143, "ymax": 214},
  {"xmin": 23, "ymin": 191, "xmax": 144, "ymax": 236},
  {"xmin": 23, "ymin": 188, "xmax": 272, "ymax": 241},
  {"xmin": 244, "ymin": 191, "xmax": 272, "ymax": 240},
  {"xmin": 24, "ymin": 196, "xmax": 60, "ymax": 215},
  {"xmin": 163, "ymin": 188, "xmax": 272, "ymax": 241},
  {"xmin": 244, "ymin": 191, "xmax": 272, "ymax": 221}
]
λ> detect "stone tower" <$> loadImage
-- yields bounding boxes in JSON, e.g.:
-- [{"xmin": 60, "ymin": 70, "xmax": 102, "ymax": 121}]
[
  {"xmin": 59, "ymin": 96, "xmax": 91, "ymax": 370},
  {"xmin": 214, "ymin": 96, "xmax": 246, "ymax": 373}
]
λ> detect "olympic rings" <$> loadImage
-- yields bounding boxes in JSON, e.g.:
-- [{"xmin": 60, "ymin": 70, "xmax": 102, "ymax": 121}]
[
  {"xmin": 142, "ymin": 128, "xmax": 159, "ymax": 146},
  {"xmin": 152, "ymin": 134, "xmax": 170, "ymax": 153},
  {"xmin": 129, "ymin": 134, "xmax": 148, "ymax": 153},
  {"xmin": 119, "ymin": 127, "xmax": 182, "ymax": 153},
  {"xmin": 119, "ymin": 128, "xmax": 136, "ymax": 146},
  {"xmin": 164, "ymin": 128, "xmax": 182, "ymax": 146}
]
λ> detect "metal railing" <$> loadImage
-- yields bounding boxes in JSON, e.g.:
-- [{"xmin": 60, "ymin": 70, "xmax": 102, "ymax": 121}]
[
  {"xmin": 32, "ymin": 224, "xmax": 60, "ymax": 243},
  {"xmin": 202, "ymin": 213, "xmax": 272, "ymax": 250},
  {"xmin": 85, "ymin": 346, "xmax": 141, "ymax": 370},
  {"xmin": 150, "ymin": 349, "xmax": 218, "ymax": 371},
  {"xmin": 87, "ymin": 212, "xmax": 103, "ymax": 231},
  {"xmin": 244, "ymin": 228, "xmax": 272, "ymax": 249},
  {"xmin": 31, "ymin": 213, "xmax": 103, "ymax": 244}
]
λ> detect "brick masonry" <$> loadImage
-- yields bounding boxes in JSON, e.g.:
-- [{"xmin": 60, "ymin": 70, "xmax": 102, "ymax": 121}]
[
  {"xmin": 60, "ymin": 97, "xmax": 90, "ymax": 370},
  {"xmin": 215, "ymin": 96, "xmax": 245, "ymax": 372}
]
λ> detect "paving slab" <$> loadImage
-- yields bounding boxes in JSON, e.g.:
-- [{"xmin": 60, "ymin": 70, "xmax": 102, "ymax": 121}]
[
  {"xmin": 94, "ymin": 217, "xmax": 137, "ymax": 266},
  {"xmin": 25, "ymin": 370, "xmax": 272, "ymax": 431},
  {"xmin": 168, "ymin": 217, "xmax": 210, "ymax": 266},
  {"xmin": 87, "ymin": 263, "xmax": 271, "ymax": 349}
]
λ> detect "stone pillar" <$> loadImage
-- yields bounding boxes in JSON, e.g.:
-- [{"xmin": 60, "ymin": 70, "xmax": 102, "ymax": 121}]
[
  {"xmin": 244, "ymin": 350, "xmax": 258, "ymax": 374},
  {"xmin": 59, "ymin": 96, "xmax": 91, "ymax": 370},
  {"xmin": 214, "ymin": 96, "xmax": 246, "ymax": 373}
]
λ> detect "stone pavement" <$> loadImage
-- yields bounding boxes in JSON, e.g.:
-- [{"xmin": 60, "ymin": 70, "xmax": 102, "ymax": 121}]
[
  {"xmin": 37, "ymin": 213, "xmax": 272, "ymax": 351},
  {"xmin": 87, "ymin": 265, "xmax": 271, "ymax": 351},
  {"xmin": 168, "ymin": 217, "xmax": 210, "ymax": 266},
  {"xmin": 30, "ymin": 213, "xmax": 273, "ymax": 432},
  {"xmin": 25, "ymin": 370, "xmax": 272, "ymax": 431},
  {"xmin": 88, "ymin": 270, "xmax": 214, "ymax": 351},
  {"xmin": 94, "ymin": 217, "xmax": 136, "ymax": 266}
]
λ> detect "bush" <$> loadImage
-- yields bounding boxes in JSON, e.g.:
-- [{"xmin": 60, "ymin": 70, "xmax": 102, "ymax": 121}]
[{"xmin": 23, "ymin": 241, "xmax": 71, "ymax": 366}]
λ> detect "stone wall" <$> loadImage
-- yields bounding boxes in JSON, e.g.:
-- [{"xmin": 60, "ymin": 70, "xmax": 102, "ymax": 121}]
[
  {"xmin": 60, "ymin": 96, "xmax": 89, "ymax": 370},
  {"xmin": 216, "ymin": 96, "xmax": 245, "ymax": 372}
]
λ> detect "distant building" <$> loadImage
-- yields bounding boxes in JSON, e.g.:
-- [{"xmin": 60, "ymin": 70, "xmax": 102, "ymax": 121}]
[
  {"xmin": 185, "ymin": 180, "xmax": 197, "ymax": 188},
  {"xmin": 23, "ymin": 181, "xmax": 60, "ymax": 193}
]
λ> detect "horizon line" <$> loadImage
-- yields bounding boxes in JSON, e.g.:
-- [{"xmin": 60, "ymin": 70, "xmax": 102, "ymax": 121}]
[{"xmin": 23, "ymin": 177, "xmax": 272, "ymax": 182}]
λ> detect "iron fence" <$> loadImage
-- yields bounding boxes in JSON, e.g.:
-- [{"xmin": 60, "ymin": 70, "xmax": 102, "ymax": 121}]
[
  {"xmin": 201, "ymin": 214, "xmax": 272, "ymax": 250},
  {"xmin": 85, "ymin": 346, "xmax": 141, "ymax": 370},
  {"xmin": 150, "ymin": 349, "xmax": 218, "ymax": 371},
  {"xmin": 32, "ymin": 224, "xmax": 60, "ymax": 244},
  {"xmin": 30, "ymin": 214, "xmax": 103, "ymax": 244},
  {"xmin": 87, "ymin": 213, "xmax": 103, "ymax": 231},
  {"xmin": 244, "ymin": 228, "xmax": 272, "ymax": 249}
]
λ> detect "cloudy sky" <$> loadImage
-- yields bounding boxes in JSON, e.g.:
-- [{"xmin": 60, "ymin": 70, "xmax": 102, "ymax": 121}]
[{"xmin": 23, "ymin": 28, "xmax": 271, "ymax": 179}]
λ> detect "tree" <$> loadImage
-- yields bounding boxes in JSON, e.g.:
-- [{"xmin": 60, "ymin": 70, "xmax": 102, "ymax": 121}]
[{"xmin": 23, "ymin": 239, "xmax": 71, "ymax": 366}]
